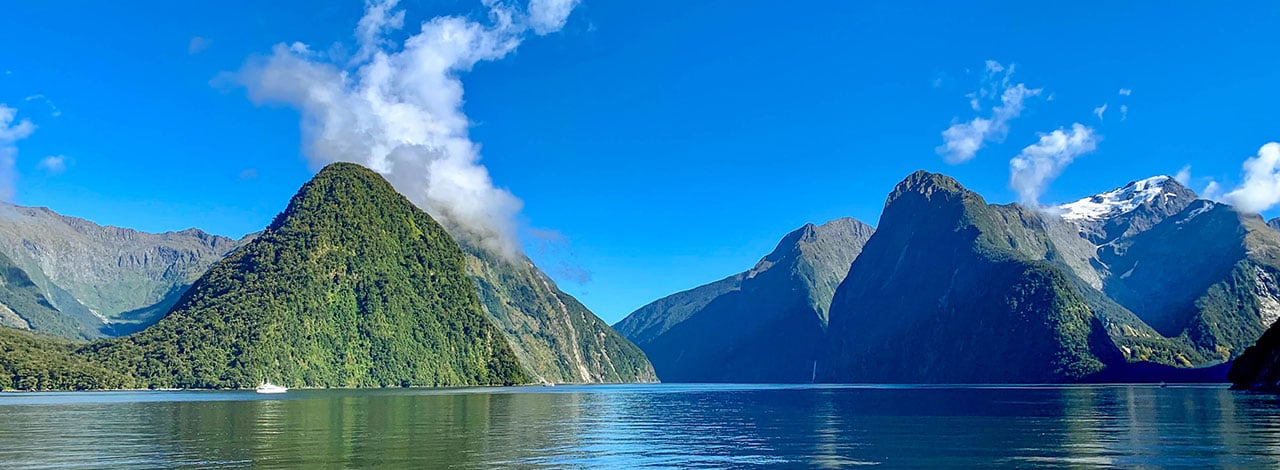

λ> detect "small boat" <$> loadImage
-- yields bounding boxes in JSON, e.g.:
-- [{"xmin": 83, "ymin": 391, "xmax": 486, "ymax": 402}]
[{"xmin": 256, "ymin": 382, "xmax": 288, "ymax": 394}]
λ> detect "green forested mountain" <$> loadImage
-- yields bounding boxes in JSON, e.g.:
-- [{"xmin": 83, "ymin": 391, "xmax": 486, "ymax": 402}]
[
  {"xmin": 817, "ymin": 171, "xmax": 1266, "ymax": 383},
  {"xmin": 461, "ymin": 240, "xmax": 656, "ymax": 383},
  {"xmin": 0, "ymin": 202, "xmax": 249, "ymax": 339},
  {"xmin": 821, "ymin": 172, "xmax": 1120, "ymax": 383},
  {"xmin": 1229, "ymin": 318, "xmax": 1280, "ymax": 391},
  {"xmin": 616, "ymin": 218, "xmax": 875, "ymax": 382},
  {"xmin": 1098, "ymin": 201, "xmax": 1280, "ymax": 361},
  {"xmin": 0, "ymin": 160, "xmax": 654, "ymax": 389},
  {"xmin": 11, "ymin": 164, "xmax": 1276, "ymax": 388},
  {"xmin": 75, "ymin": 163, "xmax": 527, "ymax": 389},
  {"xmin": 0, "ymin": 327, "xmax": 130, "ymax": 390}
]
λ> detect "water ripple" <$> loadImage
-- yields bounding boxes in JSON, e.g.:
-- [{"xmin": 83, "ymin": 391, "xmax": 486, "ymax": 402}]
[{"xmin": 1, "ymin": 385, "xmax": 1279, "ymax": 468}]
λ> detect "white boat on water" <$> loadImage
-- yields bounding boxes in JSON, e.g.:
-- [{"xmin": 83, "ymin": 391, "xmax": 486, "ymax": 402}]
[{"xmin": 256, "ymin": 382, "xmax": 288, "ymax": 394}]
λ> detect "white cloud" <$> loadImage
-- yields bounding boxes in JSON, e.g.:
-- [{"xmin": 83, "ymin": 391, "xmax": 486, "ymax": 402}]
[
  {"xmin": 1009, "ymin": 123, "xmax": 1099, "ymax": 207},
  {"xmin": 237, "ymin": 0, "xmax": 579, "ymax": 258},
  {"xmin": 1203, "ymin": 181, "xmax": 1223, "ymax": 201},
  {"xmin": 287, "ymin": 42, "xmax": 312, "ymax": 55},
  {"xmin": 1093, "ymin": 103, "xmax": 1108, "ymax": 121},
  {"xmin": 24, "ymin": 95, "xmax": 61, "ymax": 117},
  {"xmin": 1175, "ymin": 165, "xmax": 1192, "ymax": 185},
  {"xmin": 1119, "ymin": 104, "xmax": 1128, "ymax": 121},
  {"xmin": 1118, "ymin": 88, "xmax": 1132, "ymax": 96},
  {"xmin": 351, "ymin": 0, "xmax": 405, "ymax": 63},
  {"xmin": 238, "ymin": 168, "xmax": 258, "ymax": 180},
  {"xmin": 0, "ymin": 105, "xmax": 36, "ymax": 200},
  {"xmin": 38, "ymin": 155, "xmax": 66, "ymax": 174},
  {"xmin": 188, "ymin": 36, "xmax": 213, "ymax": 55},
  {"xmin": 1224, "ymin": 143, "xmax": 1280, "ymax": 213},
  {"xmin": 528, "ymin": 0, "xmax": 580, "ymax": 35},
  {"xmin": 937, "ymin": 61, "xmax": 1042, "ymax": 164}
]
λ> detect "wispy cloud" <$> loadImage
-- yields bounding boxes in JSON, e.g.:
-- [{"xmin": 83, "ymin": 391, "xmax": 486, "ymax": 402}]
[
  {"xmin": 527, "ymin": 227, "xmax": 591, "ymax": 285},
  {"xmin": 238, "ymin": 168, "xmax": 258, "ymax": 180},
  {"xmin": 1203, "ymin": 181, "xmax": 1223, "ymax": 201},
  {"xmin": 24, "ymin": 95, "xmax": 60, "ymax": 117},
  {"xmin": 38, "ymin": 155, "xmax": 66, "ymax": 175},
  {"xmin": 0, "ymin": 105, "xmax": 36, "ymax": 200},
  {"xmin": 1175, "ymin": 165, "xmax": 1192, "ymax": 185},
  {"xmin": 527, "ymin": 0, "xmax": 581, "ymax": 35},
  {"xmin": 1093, "ymin": 103, "xmax": 1108, "ymax": 121},
  {"xmin": 188, "ymin": 36, "xmax": 213, "ymax": 55},
  {"xmin": 1118, "ymin": 88, "xmax": 1132, "ymax": 96},
  {"xmin": 937, "ymin": 61, "xmax": 1042, "ymax": 164},
  {"xmin": 1009, "ymin": 123, "xmax": 1099, "ymax": 207},
  {"xmin": 1119, "ymin": 104, "xmax": 1128, "ymax": 121},
  {"xmin": 1223, "ymin": 142, "xmax": 1280, "ymax": 213},
  {"xmin": 236, "ymin": 0, "xmax": 580, "ymax": 258}
]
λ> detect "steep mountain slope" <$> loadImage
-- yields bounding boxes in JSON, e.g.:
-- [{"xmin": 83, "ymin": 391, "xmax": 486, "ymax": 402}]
[
  {"xmin": 1229, "ymin": 318, "xmax": 1280, "ymax": 391},
  {"xmin": 821, "ymin": 172, "xmax": 1119, "ymax": 383},
  {"xmin": 1101, "ymin": 201, "xmax": 1280, "ymax": 361},
  {"xmin": 0, "ymin": 251, "xmax": 83, "ymax": 337},
  {"xmin": 460, "ymin": 240, "xmax": 656, "ymax": 384},
  {"xmin": 617, "ymin": 218, "xmax": 875, "ymax": 382},
  {"xmin": 81, "ymin": 163, "xmax": 527, "ymax": 389},
  {"xmin": 613, "ymin": 272, "xmax": 745, "ymax": 348},
  {"xmin": 0, "ymin": 202, "xmax": 248, "ymax": 338},
  {"xmin": 1053, "ymin": 176, "xmax": 1280, "ymax": 363}
]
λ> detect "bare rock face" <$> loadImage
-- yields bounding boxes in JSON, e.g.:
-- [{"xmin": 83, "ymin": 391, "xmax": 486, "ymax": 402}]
[
  {"xmin": 0, "ymin": 202, "xmax": 251, "ymax": 338},
  {"xmin": 1057, "ymin": 176, "xmax": 1198, "ymax": 245}
]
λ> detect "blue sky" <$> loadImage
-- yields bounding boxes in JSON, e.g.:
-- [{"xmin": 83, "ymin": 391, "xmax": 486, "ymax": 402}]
[{"xmin": 3, "ymin": 1, "xmax": 1280, "ymax": 323}]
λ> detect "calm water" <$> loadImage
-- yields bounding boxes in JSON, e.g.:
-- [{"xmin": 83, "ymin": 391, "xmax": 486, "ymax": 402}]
[{"xmin": 2, "ymin": 384, "xmax": 1279, "ymax": 468}]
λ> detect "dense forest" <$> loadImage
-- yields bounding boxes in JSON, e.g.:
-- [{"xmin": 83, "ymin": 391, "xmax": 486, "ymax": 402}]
[
  {"xmin": 0, "ymin": 327, "xmax": 128, "ymax": 390},
  {"xmin": 2, "ymin": 163, "xmax": 529, "ymax": 390}
]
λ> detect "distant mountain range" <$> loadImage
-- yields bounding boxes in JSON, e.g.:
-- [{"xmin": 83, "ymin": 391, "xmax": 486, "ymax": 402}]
[
  {"xmin": 0, "ymin": 163, "xmax": 653, "ymax": 390},
  {"xmin": 615, "ymin": 218, "xmax": 874, "ymax": 382},
  {"xmin": 0, "ymin": 203, "xmax": 250, "ymax": 339},
  {"xmin": 622, "ymin": 171, "xmax": 1280, "ymax": 384},
  {"xmin": 10, "ymin": 163, "xmax": 1280, "ymax": 388}
]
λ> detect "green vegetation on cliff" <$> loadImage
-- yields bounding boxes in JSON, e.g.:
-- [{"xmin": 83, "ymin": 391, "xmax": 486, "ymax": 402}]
[
  {"xmin": 0, "ymin": 327, "xmax": 128, "ymax": 390},
  {"xmin": 462, "ymin": 241, "xmax": 656, "ymax": 384},
  {"xmin": 823, "ymin": 172, "xmax": 1117, "ymax": 382},
  {"xmin": 68, "ymin": 163, "xmax": 528, "ymax": 389}
]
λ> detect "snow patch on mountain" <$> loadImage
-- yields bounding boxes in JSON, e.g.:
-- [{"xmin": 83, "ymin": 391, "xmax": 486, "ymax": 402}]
[{"xmin": 1057, "ymin": 176, "xmax": 1175, "ymax": 222}]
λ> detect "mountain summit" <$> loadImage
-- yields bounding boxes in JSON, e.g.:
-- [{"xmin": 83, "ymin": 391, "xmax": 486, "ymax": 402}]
[
  {"xmin": 84, "ymin": 163, "xmax": 528, "ymax": 389},
  {"xmin": 822, "ymin": 171, "xmax": 1116, "ymax": 383},
  {"xmin": 615, "ymin": 217, "xmax": 875, "ymax": 382},
  {"xmin": 1057, "ymin": 176, "xmax": 1198, "ymax": 244}
]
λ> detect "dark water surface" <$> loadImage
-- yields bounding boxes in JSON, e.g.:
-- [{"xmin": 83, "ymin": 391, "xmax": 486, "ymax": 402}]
[{"xmin": 2, "ymin": 384, "xmax": 1279, "ymax": 468}]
